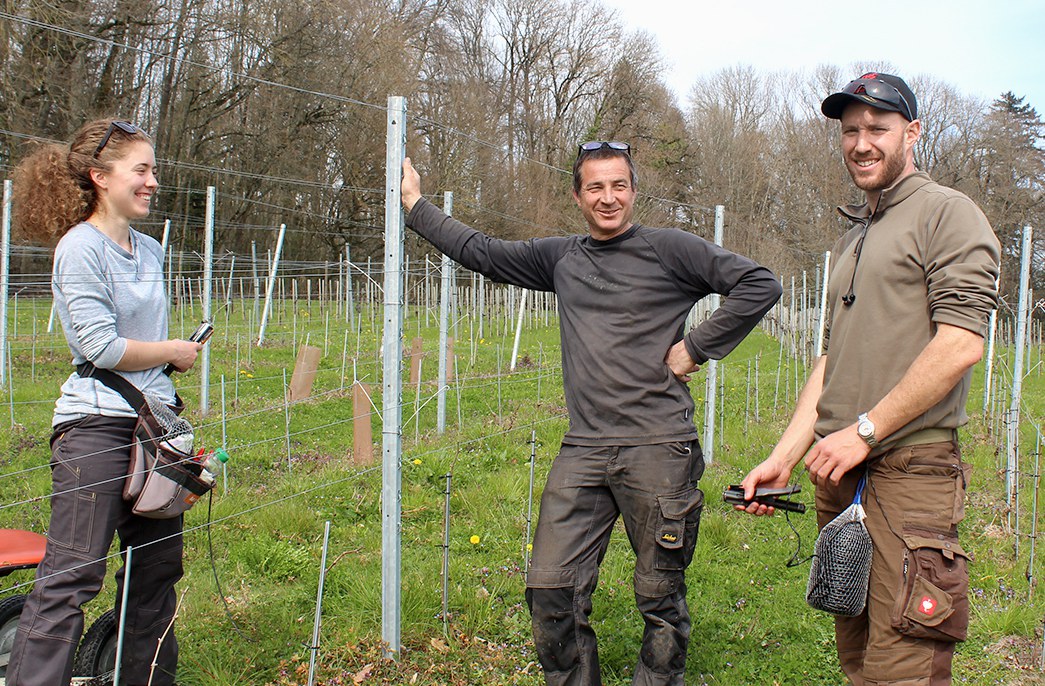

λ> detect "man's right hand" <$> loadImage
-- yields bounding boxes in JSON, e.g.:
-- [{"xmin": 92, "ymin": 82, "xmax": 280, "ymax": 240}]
[
  {"xmin": 736, "ymin": 457, "xmax": 794, "ymax": 516},
  {"xmin": 401, "ymin": 157, "xmax": 422, "ymax": 214},
  {"xmin": 665, "ymin": 340, "xmax": 700, "ymax": 382}
]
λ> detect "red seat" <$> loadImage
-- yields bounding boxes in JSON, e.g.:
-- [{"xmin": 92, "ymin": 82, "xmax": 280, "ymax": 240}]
[{"xmin": 0, "ymin": 529, "xmax": 47, "ymax": 574}]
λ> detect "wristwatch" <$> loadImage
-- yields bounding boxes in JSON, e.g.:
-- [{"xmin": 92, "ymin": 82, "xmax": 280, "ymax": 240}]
[{"xmin": 856, "ymin": 413, "xmax": 878, "ymax": 448}]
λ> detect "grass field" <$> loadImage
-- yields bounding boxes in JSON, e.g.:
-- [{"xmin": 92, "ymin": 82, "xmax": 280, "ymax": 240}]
[{"xmin": 1, "ymin": 295, "xmax": 1044, "ymax": 685}]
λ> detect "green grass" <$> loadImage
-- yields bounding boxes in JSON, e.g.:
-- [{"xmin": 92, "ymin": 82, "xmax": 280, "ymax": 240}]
[{"xmin": 1, "ymin": 297, "xmax": 1044, "ymax": 684}]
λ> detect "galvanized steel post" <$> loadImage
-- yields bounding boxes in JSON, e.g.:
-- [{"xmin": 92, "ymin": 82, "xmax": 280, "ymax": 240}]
[
  {"xmin": 0, "ymin": 180, "xmax": 10, "ymax": 389},
  {"xmin": 438, "ymin": 192, "xmax": 453, "ymax": 434},
  {"xmin": 200, "ymin": 186, "xmax": 215, "ymax": 413},
  {"xmin": 257, "ymin": 224, "xmax": 287, "ymax": 346},
  {"xmin": 381, "ymin": 95, "xmax": 407, "ymax": 656},
  {"xmin": 1007, "ymin": 226, "xmax": 1033, "ymax": 506},
  {"xmin": 702, "ymin": 205, "xmax": 724, "ymax": 463},
  {"xmin": 160, "ymin": 218, "xmax": 171, "ymax": 309},
  {"xmin": 815, "ymin": 251, "xmax": 831, "ymax": 357},
  {"xmin": 983, "ymin": 278, "xmax": 999, "ymax": 418},
  {"xmin": 346, "ymin": 244, "xmax": 356, "ymax": 325}
]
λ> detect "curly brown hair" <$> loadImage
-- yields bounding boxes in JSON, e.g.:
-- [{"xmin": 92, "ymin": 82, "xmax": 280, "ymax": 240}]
[{"xmin": 12, "ymin": 119, "xmax": 153, "ymax": 245}]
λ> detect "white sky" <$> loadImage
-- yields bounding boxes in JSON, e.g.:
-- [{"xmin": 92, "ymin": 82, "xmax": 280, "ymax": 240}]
[{"xmin": 599, "ymin": 0, "xmax": 1045, "ymax": 115}]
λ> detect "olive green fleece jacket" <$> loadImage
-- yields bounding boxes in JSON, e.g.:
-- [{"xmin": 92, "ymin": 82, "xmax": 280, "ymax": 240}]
[{"xmin": 817, "ymin": 171, "xmax": 1001, "ymax": 448}]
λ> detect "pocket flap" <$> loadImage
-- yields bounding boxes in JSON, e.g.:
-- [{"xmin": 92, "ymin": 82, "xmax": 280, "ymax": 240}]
[
  {"xmin": 903, "ymin": 576, "xmax": 954, "ymax": 627},
  {"xmin": 657, "ymin": 489, "xmax": 704, "ymax": 520},
  {"xmin": 902, "ymin": 533, "xmax": 970, "ymax": 562},
  {"xmin": 655, "ymin": 489, "xmax": 704, "ymax": 551}
]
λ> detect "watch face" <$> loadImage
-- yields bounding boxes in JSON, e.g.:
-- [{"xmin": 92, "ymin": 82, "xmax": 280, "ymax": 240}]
[{"xmin": 858, "ymin": 421, "xmax": 873, "ymax": 438}]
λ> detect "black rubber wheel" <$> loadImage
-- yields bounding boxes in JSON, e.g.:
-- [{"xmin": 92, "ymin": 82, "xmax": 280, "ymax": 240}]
[
  {"xmin": 0, "ymin": 594, "xmax": 28, "ymax": 677},
  {"xmin": 73, "ymin": 608, "xmax": 118, "ymax": 680}
]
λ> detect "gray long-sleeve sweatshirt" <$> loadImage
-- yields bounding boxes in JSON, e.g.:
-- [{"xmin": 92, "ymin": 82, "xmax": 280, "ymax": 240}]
[
  {"xmin": 407, "ymin": 199, "xmax": 782, "ymax": 445},
  {"xmin": 52, "ymin": 222, "xmax": 176, "ymax": 425}
]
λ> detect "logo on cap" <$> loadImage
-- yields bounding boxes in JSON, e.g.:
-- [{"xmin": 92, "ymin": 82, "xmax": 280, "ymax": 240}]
[{"xmin": 860, "ymin": 72, "xmax": 880, "ymax": 80}]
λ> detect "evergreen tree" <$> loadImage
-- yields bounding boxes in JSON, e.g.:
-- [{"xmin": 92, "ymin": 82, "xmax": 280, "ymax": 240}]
[{"xmin": 979, "ymin": 92, "xmax": 1044, "ymax": 294}]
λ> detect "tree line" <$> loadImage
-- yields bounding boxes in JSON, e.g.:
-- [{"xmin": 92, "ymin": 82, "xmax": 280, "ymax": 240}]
[{"xmin": 0, "ymin": 0, "xmax": 1041, "ymax": 299}]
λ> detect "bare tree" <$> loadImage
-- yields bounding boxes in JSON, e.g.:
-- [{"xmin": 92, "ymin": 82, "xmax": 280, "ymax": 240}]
[{"xmin": 0, "ymin": 2, "xmax": 1036, "ymax": 295}]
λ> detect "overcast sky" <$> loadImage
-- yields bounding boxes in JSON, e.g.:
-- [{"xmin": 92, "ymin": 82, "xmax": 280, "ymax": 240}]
[{"xmin": 599, "ymin": 0, "xmax": 1044, "ymax": 114}]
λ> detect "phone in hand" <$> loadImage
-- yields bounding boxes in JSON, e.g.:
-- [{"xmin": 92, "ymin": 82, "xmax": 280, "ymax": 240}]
[{"xmin": 164, "ymin": 321, "xmax": 214, "ymax": 375}]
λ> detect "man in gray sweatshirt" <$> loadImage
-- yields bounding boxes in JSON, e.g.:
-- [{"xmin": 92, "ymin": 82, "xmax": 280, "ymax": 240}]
[{"xmin": 401, "ymin": 142, "xmax": 781, "ymax": 685}]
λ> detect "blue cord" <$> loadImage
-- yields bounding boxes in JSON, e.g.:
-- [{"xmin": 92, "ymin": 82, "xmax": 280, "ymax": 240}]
[{"xmin": 853, "ymin": 472, "xmax": 867, "ymax": 506}]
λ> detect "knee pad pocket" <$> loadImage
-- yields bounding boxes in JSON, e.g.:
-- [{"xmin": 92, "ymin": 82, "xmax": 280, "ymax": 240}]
[{"xmin": 526, "ymin": 585, "xmax": 580, "ymax": 673}]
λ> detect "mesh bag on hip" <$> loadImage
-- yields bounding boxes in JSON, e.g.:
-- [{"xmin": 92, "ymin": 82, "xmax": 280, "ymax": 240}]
[
  {"xmin": 144, "ymin": 392, "xmax": 192, "ymax": 438},
  {"xmin": 806, "ymin": 474, "xmax": 873, "ymax": 616}
]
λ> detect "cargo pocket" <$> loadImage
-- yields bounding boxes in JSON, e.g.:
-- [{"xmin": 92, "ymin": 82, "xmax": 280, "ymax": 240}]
[
  {"xmin": 46, "ymin": 421, "xmax": 97, "ymax": 555},
  {"xmin": 45, "ymin": 480, "xmax": 97, "ymax": 555},
  {"xmin": 891, "ymin": 526, "xmax": 970, "ymax": 642},
  {"xmin": 654, "ymin": 488, "xmax": 704, "ymax": 571}
]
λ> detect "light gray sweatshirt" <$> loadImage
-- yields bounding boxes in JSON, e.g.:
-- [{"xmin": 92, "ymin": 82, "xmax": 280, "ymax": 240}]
[{"xmin": 52, "ymin": 222, "xmax": 176, "ymax": 425}]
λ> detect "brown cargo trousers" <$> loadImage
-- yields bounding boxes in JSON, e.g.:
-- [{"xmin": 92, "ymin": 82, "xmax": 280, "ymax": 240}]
[
  {"xmin": 815, "ymin": 439, "xmax": 970, "ymax": 686},
  {"xmin": 525, "ymin": 441, "xmax": 705, "ymax": 686}
]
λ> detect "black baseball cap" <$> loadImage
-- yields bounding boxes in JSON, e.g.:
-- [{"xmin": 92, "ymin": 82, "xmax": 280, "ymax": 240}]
[{"xmin": 821, "ymin": 72, "xmax": 917, "ymax": 121}]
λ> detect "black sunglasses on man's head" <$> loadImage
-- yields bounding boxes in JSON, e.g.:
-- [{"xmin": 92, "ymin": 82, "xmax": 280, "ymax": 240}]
[
  {"xmin": 577, "ymin": 140, "xmax": 630, "ymax": 156},
  {"xmin": 841, "ymin": 78, "xmax": 915, "ymax": 122},
  {"xmin": 93, "ymin": 121, "xmax": 141, "ymax": 157}
]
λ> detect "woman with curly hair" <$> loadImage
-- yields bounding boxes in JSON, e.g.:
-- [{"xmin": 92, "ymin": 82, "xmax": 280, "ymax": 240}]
[{"xmin": 6, "ymin": 119, "xmax": 201, "ymax": 686}]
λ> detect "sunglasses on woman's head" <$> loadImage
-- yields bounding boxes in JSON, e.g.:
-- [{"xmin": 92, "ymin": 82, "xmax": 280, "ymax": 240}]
[{"xmin": 93, "ymin": 121, "xmax": 141, "ymax": 158}]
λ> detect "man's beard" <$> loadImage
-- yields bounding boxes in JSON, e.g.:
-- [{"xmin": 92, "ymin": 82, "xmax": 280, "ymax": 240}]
[{"xmin": 848, "ymin": 142, "xmax": 906, "ymax": 194}]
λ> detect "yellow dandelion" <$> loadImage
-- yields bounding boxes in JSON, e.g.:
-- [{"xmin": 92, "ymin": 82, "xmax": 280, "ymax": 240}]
[
  {"xmin": 412, "ymin": 458, "xmax": 422, "ymax": 465},
  {"xmin": 469, "ymin": 535, "xmax": 480, "ymax": 545}
]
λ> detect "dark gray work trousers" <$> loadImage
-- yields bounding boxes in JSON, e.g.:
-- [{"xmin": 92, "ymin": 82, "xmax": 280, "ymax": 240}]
[
  {"xmin": 7, "ymin": 415, "xmax": 183, "ymax": 686},
  {"xmin": 525, "ymin": 441, "xmax": 705, "ymax": 686}
]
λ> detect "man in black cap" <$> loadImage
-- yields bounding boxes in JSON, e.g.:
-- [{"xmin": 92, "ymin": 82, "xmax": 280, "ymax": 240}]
[{"xmin": 738, "ymin": 73, "xmax": 1000, "ymax": 684}]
